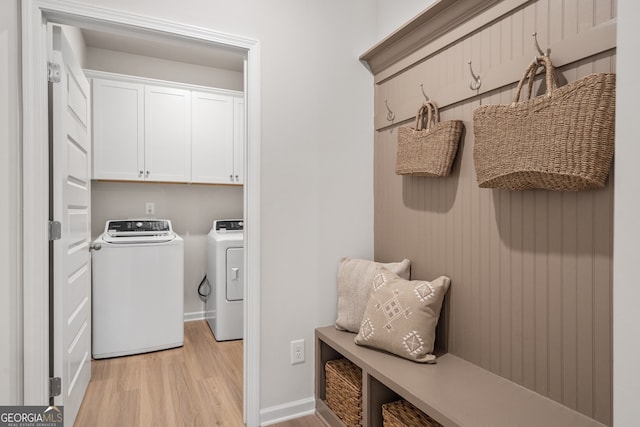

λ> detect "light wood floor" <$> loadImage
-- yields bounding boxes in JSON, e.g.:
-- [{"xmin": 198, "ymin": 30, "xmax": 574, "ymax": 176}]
[{"xmin": 75, "ymin": 320, "xmax": 324, "ymax": 427}]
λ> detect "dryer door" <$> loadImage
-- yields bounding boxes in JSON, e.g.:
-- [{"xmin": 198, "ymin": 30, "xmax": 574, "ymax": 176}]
[{"xmin": 226, "ymin": 247, "xmax": 244, "ymax": 301}]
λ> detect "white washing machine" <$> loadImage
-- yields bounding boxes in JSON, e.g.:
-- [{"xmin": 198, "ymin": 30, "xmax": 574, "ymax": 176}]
[
  {"xmin": 92, "ymin": 219, "xmax": 184, "ymax": 359},
  {"xmin": 206, "ymin": 219, "xmax": 244, "ymax": 341}
]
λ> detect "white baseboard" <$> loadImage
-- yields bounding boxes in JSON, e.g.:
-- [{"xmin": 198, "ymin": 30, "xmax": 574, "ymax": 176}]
[
  {"xmin": 184, "ymin": 310, "xmax": 214, "ymax": 322},
  {"xmin": 260, "ymin": 397, "xmax": 316, "ymax": 426}
]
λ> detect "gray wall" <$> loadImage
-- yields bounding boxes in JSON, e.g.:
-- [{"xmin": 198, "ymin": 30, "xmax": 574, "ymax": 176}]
[
  {"xmin": 371, "ymin": 1, "xmax": 616, "ymax": 424},
  {"xmin": 91, "ymin": 182, "xmax": 243, "ymax": 318}
]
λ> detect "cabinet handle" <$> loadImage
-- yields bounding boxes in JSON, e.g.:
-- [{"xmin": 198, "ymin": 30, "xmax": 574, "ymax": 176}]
[
  {"xmin": 139, "ymin": 170, "xmax": 143, "ymax": 176},
  {"xmin": 235, "ymin": 174, "xmax": 239, "ymax": 181},
  {"xmin": 146, "ymin": 171, "xmax": 150, "ymax": 177},
  {"xmin": 230, "ymin": 174, "xmax": 233, "ymax": 181}
]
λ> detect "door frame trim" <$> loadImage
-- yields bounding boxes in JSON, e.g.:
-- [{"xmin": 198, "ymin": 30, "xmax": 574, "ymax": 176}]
[{"xmin": 21, "ymin": 2, "xmax": 261, "ymax": 425}]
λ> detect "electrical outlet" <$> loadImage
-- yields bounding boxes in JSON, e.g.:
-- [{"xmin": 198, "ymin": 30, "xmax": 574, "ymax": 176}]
[
  {"xmin": 290, "ymin": 339, "xmax": 305, "ymax": 365},
  {"xmin": 145, "ymin": 202, "xmax": 155, "ymax": 215}
]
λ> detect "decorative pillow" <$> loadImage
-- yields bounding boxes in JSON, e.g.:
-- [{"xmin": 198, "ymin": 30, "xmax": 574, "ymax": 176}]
[
  {"xmin": 335, "ymin": 257, "xmax": 411, "ymax": 333},
  {"xmin": 354, "ymin": 269, "xmax": 450, "ymax": 363}
]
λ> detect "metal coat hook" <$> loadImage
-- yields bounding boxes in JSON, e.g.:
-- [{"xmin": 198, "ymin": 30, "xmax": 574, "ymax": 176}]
[
  {"xmin": 384, "ymin": 99, "xmax": 395, "ymax": 121},
  {"xmin": 468, "ymin": 61, "xmax": 481, "ymax": 90},
  {"xmin": 532, "ymin": 32, "xmax": 550, "ymax": 63},
  {"xmin": 532, "ymin": 32, "xmax": 546, "ymax": 56},
  {"xmin": 420, "ymin": 84, "xmax": 429, "ymax": 102}
]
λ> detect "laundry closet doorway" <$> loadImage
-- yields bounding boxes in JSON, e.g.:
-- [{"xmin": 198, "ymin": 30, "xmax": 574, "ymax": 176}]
[{"xmin": 21, "ymin": 2, "xmax": 261, "ymax": 426}]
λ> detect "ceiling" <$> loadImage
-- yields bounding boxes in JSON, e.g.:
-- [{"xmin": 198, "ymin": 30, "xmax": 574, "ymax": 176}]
[{"xmin": 81, "ymin": 28, "xmax": 245, "ymax": 72}]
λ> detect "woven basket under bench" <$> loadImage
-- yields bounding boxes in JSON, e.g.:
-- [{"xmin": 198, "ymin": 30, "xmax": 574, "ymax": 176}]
[
  {"xmin": 325, "ymin": 358, "xmax": 363, "ymax": 427},
  {"xmin": 382, "ymin": 399, "xmax": 443, "ymax": 427}
]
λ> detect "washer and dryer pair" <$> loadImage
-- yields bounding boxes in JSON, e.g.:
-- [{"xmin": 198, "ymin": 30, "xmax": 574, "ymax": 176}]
[
  {"xmin": 206, "ymin": 219, "xmax": 244, "ymax": 341},
  {"xmin": 91, "ymin": 217, "xmax": 243, "ymax": 360}
]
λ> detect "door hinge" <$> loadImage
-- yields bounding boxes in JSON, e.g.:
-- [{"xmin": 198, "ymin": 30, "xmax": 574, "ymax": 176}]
[
  {"xmin": 49, "ymin": 377, "xmax": 61, "ymax": 398},
  {"xmin": 49, "ymin": 221, "xmax": 61, "ymax": 241},
  {"xmin": 47, "ymin": 61, "xmax": 61, "ymax": 83}
]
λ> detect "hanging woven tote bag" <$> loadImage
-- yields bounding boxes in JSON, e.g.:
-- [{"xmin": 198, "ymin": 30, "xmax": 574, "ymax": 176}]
[
  {"xmin": 396, "ymin": 101, "xmax": 464, "ymax": 177},
  {"xmin": 472, "ymin": 55, "xmax": 616, "ymax": 191}
]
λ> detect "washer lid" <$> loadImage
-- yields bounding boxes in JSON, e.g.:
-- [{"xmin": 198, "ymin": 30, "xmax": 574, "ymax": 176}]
[{"xmin": 103, "ymin": 219, "xmax": 175, "ymax": 243}]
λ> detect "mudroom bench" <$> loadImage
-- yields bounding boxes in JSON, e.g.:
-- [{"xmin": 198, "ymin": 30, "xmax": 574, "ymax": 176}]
[{"xmin": 315, "ymin": 326, "xmax": 605, "ymax": 427}]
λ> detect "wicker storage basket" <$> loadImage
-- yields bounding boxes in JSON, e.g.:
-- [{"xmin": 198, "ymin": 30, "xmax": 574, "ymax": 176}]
[
  {"xmin": 382, "ymin": 400, "xmax": 443, "ymax": 427},
  {"xmin": 472, "ymin": 55, "xmax": 616, "ymax": 191},
  {"xmin": 325, "ymin": 358, "xmax": 362, "ymax": 427},
  {"xmin": 396, "ymin": 102, "xmax": 464, "ymax": 177}
]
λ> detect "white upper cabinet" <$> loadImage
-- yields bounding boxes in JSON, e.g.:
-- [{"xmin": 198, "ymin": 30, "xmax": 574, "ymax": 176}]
[
  {"xmin": 91, "ymin": 72, "xmax": 243, "ymax": 185},
  {"xmin": 233, "ymin": 96, "xmax": 245, "ymax": 185},
  {"xmin": 144, "ymin": 85, "xmax": 191, "ymax": 182},
  {"xmin": 191, "ymin": 91, "xmax": 234, "ymax": 183},
  {"xmin": 92, "ymin": 79, "xmax": 144, "ymax": 180}
]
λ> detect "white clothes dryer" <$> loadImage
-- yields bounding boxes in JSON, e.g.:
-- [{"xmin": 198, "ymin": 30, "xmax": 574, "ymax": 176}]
[
  {"xmin": 206, "ymin": 219, "xmax": 244, "ymax": 341},
  {"xmin": 92, "ymin": 219, "xmax": 184, "ymax": 359}
]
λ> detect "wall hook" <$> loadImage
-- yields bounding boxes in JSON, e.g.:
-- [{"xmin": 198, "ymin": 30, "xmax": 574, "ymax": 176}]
[
  {"xmin": 532, "ymin": 32, "xmax": 545, "ymax": 56},
  {"xmin": 468, "ymin": 61, "xmax": 481, "ymax": 90},
  {"xmin": 384, "ymin": 99, "xmax": 395, "ymax": 121},
  {"xmin": 420, "ymin": 84, "xmax": 429, "ymax": 102}
]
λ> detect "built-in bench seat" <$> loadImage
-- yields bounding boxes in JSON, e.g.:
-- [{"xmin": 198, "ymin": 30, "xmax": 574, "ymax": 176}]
[{"xmin": 315, "ymin": 326, "xmax": 606, "ymax": 427}]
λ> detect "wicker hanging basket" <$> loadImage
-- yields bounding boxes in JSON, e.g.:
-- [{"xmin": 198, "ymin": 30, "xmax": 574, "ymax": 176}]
[
  {"xmin": 396, "ymin": 101, "xmax": 464, "ymax": 177},
  {"xmin": 472, "ymin": 55, "xmax": 616, "ymax": 191}
]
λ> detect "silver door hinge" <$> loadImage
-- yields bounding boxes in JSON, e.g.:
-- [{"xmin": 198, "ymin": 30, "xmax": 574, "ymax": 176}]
[
  {"xmin": 47, "ymin": 61, "xmax": 61, "ymax": 83},
  {"xmin": 49, "ymin": 377, "xmax": 61, "ymax": 398},
  {"xmin": 49, "ymin": 221, "xmax": 61, "ymax": 241}
]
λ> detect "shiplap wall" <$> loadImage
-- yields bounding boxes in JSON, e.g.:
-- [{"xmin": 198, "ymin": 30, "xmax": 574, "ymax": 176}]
[{"xmin": 372, "ymin": 0, "xmax": 615, "ymax": 425}]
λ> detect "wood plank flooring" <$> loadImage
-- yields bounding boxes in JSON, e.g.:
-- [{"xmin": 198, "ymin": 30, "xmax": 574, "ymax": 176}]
[{"xmin": 75, "ymin": 320, "xmax": 324, "ymax": 427}]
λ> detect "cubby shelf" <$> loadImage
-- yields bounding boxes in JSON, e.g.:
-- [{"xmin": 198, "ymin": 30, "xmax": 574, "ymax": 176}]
[{"xmin": 315, "ymin": 326, "xmax": 606, "ymax": 427}]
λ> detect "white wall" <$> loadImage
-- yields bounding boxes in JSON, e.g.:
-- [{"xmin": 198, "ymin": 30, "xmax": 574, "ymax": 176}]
[
  {"xmin": 375, "ymin": 0, "xmax": 436, "ymax": 39},
  {"xmin": 0, "ymin": 0, "xmax": 22, "ymax": 405},
  {"xmin": 63, "ymin": 0, "xmax": 377, "ymax": 420},
  {"xmin": 614, "ymin": 0, "xmax": 640, "ymax": 423},
  {"xmin": 86, "ymin": 47, "xmax": 243, "ymax": 90},
  {"xmin": 91, "ymin": 182, "xmax": 243, "ymax": 318}
]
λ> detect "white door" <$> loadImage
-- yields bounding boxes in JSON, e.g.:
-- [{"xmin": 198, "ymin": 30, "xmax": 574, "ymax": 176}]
[{"xmin": 51, "ymin": 25, "xmax": 92, "ymax": 426}]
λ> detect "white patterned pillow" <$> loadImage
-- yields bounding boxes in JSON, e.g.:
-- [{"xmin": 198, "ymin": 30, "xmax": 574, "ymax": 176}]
[
  {"xmin": 335, "ymin": 257, "xmax": 411, "ymax": 333},
  {"xmin": 354, "ymin": 269, "xmax": 450, "ymax": 363}
]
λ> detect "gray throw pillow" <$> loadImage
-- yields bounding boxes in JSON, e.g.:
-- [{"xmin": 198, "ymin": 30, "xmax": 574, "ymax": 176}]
[{"xmin": 335, "ymin": 257, "xmax": 411, "ymax": 333}]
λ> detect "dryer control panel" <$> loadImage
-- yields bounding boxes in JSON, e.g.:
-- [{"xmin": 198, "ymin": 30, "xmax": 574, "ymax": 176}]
[{"xmin": 214, "ymin": 219, "xmax": 243, "ymax": 232}]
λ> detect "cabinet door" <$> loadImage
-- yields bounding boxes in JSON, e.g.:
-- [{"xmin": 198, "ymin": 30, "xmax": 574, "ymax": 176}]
[
  {"xmin": 233, "ymin": 96, "xmax": 245, "ymax": 185},
  {"xmin": 92, "ymin": 79, "xmax": 144, "ymax": 180},
  {"xmin": 191, "ymin": 91, "xmax": 234, "ymax": 184},
  {"xmin": 144, "ymin": 85, "xmax": 191, "ymax": 182}
]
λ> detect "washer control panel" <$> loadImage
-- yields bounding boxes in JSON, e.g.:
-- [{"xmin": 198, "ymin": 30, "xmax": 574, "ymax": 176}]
[
  {"xmin": 106, "ymin": 219, "xmax": 172, "ymax": 237},
  {"xmin": 214, "ymin": 219, "xmax": 243, "ymax": 232}
]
